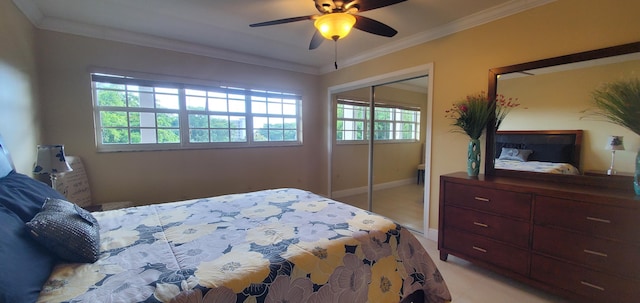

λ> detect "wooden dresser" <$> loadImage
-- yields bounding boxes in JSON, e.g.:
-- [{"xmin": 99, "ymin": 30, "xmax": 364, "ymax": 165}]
[{"xmin": 438, "ymin": 172, "xmax": 639, "ymax": 302}]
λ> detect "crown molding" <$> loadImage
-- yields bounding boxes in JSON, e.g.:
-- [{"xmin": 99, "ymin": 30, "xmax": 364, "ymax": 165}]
[
  {"xmin": 13, "ymin": 0, "xmax": 555, "ymax": 75},
  {"xmin": 319, "ymin": 0, "xmax": 556, "ymax": 74}
]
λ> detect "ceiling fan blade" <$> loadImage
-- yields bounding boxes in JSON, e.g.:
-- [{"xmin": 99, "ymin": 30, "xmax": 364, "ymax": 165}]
[
  {"xmin": 346, "ymin": 0, "xmax": 407, "ymax": 12},
  {"xmin": 249, "ymin": 15, "xmax": 314, "ymax": 27},
  {"xmin": 353, "ymin": 15, "xmax": 398, "ymax": 37},
  {"xmin": 309, "ymin": 30, "xmax": 325, "ymax": 50}
]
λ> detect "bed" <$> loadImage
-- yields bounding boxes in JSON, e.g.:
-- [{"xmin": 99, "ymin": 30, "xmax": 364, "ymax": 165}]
[
  {"xmin": 0, "ymin": 136, "xmax": 451, "ymax": 303},
  {"xmin": 494, "ymin": 130, "xmax": 583, "ymax": 175}
]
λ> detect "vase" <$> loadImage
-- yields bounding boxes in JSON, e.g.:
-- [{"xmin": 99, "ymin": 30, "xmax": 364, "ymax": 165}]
[
  {"xmin": 635, "ymin": 150, "xmax": 640, "ymax": 196},
  {"xmin": 467, "ymin": 138, "xmax": 481, "ymax": 177}
]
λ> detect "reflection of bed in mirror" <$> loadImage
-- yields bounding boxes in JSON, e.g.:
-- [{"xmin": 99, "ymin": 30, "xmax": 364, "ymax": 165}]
[{"xmin": 494, "ymin": 130, "xmax": 582, "ymax": 175}]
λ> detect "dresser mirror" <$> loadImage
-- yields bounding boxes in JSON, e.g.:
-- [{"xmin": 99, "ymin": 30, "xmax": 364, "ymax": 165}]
[{"xmin": 485, "ymin": 41, "xmax": 640, "ymax": 187}]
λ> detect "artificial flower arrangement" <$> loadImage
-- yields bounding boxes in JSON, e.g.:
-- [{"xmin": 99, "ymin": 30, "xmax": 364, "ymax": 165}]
[{"xmin": 445, "ymin": 92, "xmax": 520, "ymax": 139}]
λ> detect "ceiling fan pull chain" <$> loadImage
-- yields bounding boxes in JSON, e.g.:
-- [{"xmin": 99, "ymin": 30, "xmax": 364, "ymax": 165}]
[{"xmin": 334, "ymin": 40, "xmax": 338, "ymax": 69}]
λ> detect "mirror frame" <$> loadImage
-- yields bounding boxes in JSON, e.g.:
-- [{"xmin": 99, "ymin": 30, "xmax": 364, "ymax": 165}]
[{"xmin": 485, "ymin": 41, "xmax": 640, "ymax": 187}]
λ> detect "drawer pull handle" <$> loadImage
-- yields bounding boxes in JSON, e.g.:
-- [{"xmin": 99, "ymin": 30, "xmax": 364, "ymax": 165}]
[
  {"xmin": 474, "ymin": 197, "xmax": 490, "ymax": 202},
  {"xmin": 586, "ymin": 216, "xmax": 611, "ymax": 224},
  {"xmin": 473, "ymin": 222, "xmax": 489, "ymax": 228},
  {"xmin": 583, "ymin": 249, "xmax": 608, "ymax": 257},
  {"xmin": 580, "ymin": 281, "xmax": 605, "ymax": 291},
  {"xmin": 472, "ymin": 246, "xmax": 487, "ymax": 253}
]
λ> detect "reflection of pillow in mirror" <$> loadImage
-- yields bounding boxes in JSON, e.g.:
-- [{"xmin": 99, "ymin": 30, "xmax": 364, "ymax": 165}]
[{"xmin": 499, "ymin": 148, "xmax": 533, "ymax": 162}]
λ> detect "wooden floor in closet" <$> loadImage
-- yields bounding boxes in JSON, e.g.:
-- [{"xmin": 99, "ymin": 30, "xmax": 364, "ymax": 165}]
[{"xmin": 335, "ymin": 183, "xmax": 425, "ymax": 232}]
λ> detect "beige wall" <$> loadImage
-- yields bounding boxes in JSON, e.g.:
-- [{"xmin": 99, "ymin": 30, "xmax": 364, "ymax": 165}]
[
  {"xmin": 319, "ymin": 0, "xmax": 640, "ymax": 229},
  {"xmin": 35, "ymin": 31, "xmax": 324, "ymax": 205},
  {"xmin": 0, "ymin": 0, "xmax": 41, "ymax": 173},
  {"xmin": 499, "ymin": 59, "xmax": 640, "ymax": 173}
]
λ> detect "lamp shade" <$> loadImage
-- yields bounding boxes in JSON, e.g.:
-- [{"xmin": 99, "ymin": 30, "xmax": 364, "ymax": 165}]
[
  {"xmin": 314, "ymin": 13, "xmax": 356, "ymax": 41},
  {"xmin": 33, "ymin": 145, "xmax": 73, "ymax": 175},
  {"xmin": 604, "ymin": 135, "xmax": 625, "ymax": 151}
]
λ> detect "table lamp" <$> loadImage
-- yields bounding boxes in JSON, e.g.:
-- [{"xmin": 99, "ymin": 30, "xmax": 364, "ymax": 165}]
[
  {"xmin": 605, "ymin": 136, "xmax": 624, "ymax": 175},
  {"xmin": 33, "ymin": 144, "xmax": 72, "ymax": 190}
]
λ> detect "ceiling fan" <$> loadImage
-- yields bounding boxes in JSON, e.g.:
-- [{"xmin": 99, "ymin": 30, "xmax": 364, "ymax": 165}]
[{"xmin": 249, "ymin": 0, "xmax": 407, "ymax": 50}]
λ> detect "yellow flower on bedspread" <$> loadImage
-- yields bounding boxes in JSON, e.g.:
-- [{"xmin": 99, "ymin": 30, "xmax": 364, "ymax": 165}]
[
  {"xmin": 240, "ymin": 204, "xmax": 282, "ymax": 218},
  {"xmin": 195, "ymin": 250, "xmax": 270, "ymax": 293},
  {"xmin": 159, "ymin": 223, "xmax": 224, "ymax": 245},
  {"xmin": 100, "ymin": 228, "xmax": 140, "ymax": 251},
  {"xmin": 288, "ymin": 200, "xmax": 329, "ymax": 212},
  {"xmin": 348, "ymin": 212, "xmax": 395, "ymax": 232},
  {"xmin": 282, "ymin": 237, "xmax": 357, "ymax": 285},
  {"xmin": 263, "ymin": 192, "xmax": 298, "ymax": 203},
  {"xmin": 38, "ymin": 264, "xmax": 105, "ymax": 302},
  {"xmin": 369, "ymin": 255, "xmax": 402, "ymax": 303},
  {"xmin": 246, "ymin": 222, "xmax": 296, "ymax": 246}
]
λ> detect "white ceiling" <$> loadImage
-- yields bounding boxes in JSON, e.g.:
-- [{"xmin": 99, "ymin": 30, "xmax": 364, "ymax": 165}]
[{"xmin": 12, "ymin": 0, "xmax": 554, "ymax": 74}]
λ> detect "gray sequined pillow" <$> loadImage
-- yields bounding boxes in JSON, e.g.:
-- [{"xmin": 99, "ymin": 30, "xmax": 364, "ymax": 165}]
[{"xmin": 26, "ymin": 198, "xmax": 100, "ymax": 263}]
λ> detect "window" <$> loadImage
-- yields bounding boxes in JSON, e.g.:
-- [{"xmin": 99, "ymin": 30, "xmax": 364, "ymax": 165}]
[
  {"xmin": 92, "ymin": 73, "xmax": 301, "ymax": 151},
  {"xmin": 336, "ymin": 98, "xmax": 420, "ymax": 142}
]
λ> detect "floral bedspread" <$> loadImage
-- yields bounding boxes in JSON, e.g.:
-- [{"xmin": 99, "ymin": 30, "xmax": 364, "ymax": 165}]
[
  {"xmin": 495, "ymin": 159, "xmax": 580, "ymax": 174},
  {"xmin": 37, "ymin": 188, "xmax": 451, "ymax": 303}
]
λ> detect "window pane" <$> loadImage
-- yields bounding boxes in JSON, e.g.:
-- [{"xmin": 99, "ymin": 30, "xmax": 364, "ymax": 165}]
[
  {"xmin": 186, "ymin": 89, "xmax": 206, "ymax": 96},
  {"xmin": 229, "ymin": 100, "xmax": 245, "ymax": 113},
  {"xmin": 189, "ymin": 114, "xmax": 209, "ymax": 128},
  {"xmin": 230, "ymin": 129, "xmax": 247, "ymax": 142},
  {"xmin": 210, "ymin": 115, "xmax": 229, "ymax": 128},
  {"xmin": 101, "ymin": 111, "xmax": 127, "ymax": 127},
  {"xmin": 96, "ymin": 89, "xmax": 126, "ymax": 107},
  {"xmin": 253, "ymin": 117, "xmax": 268, "ymax": 128},
  {"xmin": 155, "ymin": 87, "xmax": 178, "ymax": 94},
  {"xmin": 96, "ymin": 82, "xmax": 124, "ymax": 90},
  {"xmin": 101, "ymin": 128, "xmax": 129, "ymax": 144},
  {"xmin": 157, "ymin": 113, "xmax": 179, "ymax": 128},
  {"xmin": 209, "ymin": 98, "xmax": 228, "ymax": 112},
  {"xmin": 230, "ymin": 116, "xmax": 246, "ymax": 128},
  {"xmin": 269, "ymin": 130, "xmax": 284, "ymax": 141},
  {"xmin": 130, "ymin": 91, "xmax": 152, "ymax": 108},
  {"xmin": 283, "ymin": 103, "xmax": 296, "ymax": 115},
  {"xmin": 269, "ymin": 117, "xmax": 284, "ymax": 128},
  {"xmin": 252, "ymin": 101, "xmax": 267, "ymax": 114},
  {"xmin": 156, "ymin": 94, "xmax": 179, "ymax": 109},
  {"xmin": 210, "ymin": 129, "xmax": 230, "ymax": 142},
  {"xmin": 190, "ymin": 129, "xmax": 209, "ymax": 143},
  {"xmin": 157, "ymin": 129, "xmax": 180, "ymax": 143},
  {"xmin": 186, "ymin": 96, "xmax": 206, "ymax": 110},
  {"xmin": 284, "ymin": 130, "xmax": 297, "ymax": 141},
  {"xmin": 268, "ymin": 102, "xmax": 282, "ymax": 115}
]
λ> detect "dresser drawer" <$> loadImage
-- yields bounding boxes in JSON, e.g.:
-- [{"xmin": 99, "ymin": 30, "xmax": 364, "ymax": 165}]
[
  {"xmin": 444, "ymin": 183, "xmax": 532, "ymax": 219},
  {"xmin": 533, "ymin": 225, "xmax": 640, "ymax": 278},
  {"xmin": 444, "ymin": 205, "xmax": 530, "ymax": 247},
  {"xmin": 534, "ymin": 196, "xmax": 638, "ymax": 243},
  {"xmin": 443, "ymin": 228, "xmax": 529, "ymax": 275},
  {"xmin": 531, "ymin": 254, "xmax": 640, "ymax": 303}
]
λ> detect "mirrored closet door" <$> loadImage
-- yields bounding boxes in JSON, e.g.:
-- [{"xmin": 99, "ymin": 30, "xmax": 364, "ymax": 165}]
[{"xmin": 330, "ymin": 74, "xmax": 430, "ymax": 233}]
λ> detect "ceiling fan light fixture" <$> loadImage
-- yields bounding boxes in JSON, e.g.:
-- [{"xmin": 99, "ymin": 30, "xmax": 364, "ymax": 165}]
[{"xmin": 314, "ymin": 13, "xmax": 356, "ymax": 41}]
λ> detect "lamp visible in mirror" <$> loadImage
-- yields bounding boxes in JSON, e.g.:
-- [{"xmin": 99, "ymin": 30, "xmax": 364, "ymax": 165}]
[
  {"xmin": 33, "ymin": 144, "xmax": 73, "ymax": 190},
  {"xmin": 605, "ymin": 135, "xmax": 625, "ymax": 175}
]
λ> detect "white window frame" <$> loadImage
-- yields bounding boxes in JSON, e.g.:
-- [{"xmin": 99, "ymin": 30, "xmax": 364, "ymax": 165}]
[
  {"xmin": 91, "ymin": 73, "xmax": 302, "ymax": 152},
  {"xmin": 336, "ymin": 98, "xmax": 420, "ymax": 144}
]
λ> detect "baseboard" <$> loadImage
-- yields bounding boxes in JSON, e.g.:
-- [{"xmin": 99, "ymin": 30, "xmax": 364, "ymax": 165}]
[
  {"xmin": 427, "ymin": 228, "xmax": 438, "ymax": 242},
  {"xmin": 331, "ymin": 178, "xmax": 414, "ymax": 198}
]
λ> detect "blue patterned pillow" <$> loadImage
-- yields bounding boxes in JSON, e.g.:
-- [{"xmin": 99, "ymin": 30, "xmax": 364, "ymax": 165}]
[
  {"xmin": 0, "ymin": 205, "xmax": 56, "ymax": 303},
  {"xmin": 0, "ymin": 171, "xmax": 67, "ymax": 222},
  {"xmin": 498, "ymin": 147, "xmax": 533, "ymax": 162}
]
